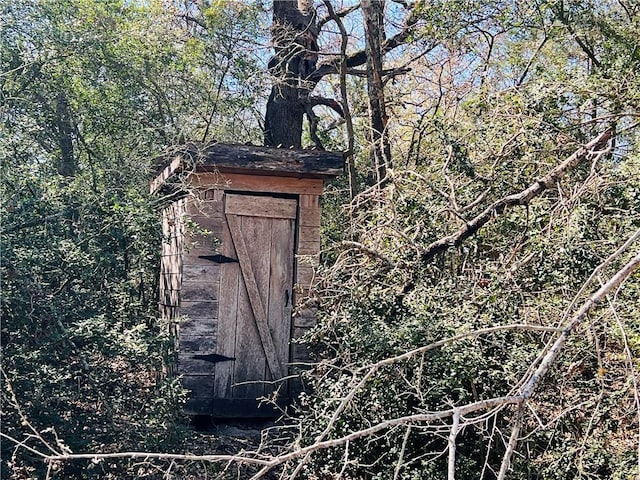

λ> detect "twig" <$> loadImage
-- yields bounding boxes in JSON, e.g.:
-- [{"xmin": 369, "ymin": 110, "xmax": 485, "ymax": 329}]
[
  {"xmin": 340, "ymin": 240, "xmax": 395, "ymax": 267},
  {"xmin": 323, "ymin": 0, "xmax": 357, "ymax": 200},
  {"xmin": 393, "ymin": 426, "xmax": 412, "ymax": 480},
  {"xmin": 520, "ymin": 249, "xmax": 640, "ymax": 399},
  {"xmin": 605, "ymin": 292, "xmax": 640, "ymax": 474}
]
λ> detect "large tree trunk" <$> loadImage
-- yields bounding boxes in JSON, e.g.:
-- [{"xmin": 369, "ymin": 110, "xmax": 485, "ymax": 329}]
[
  {"xmin": 263, "ymin": 0, "xmax": 421, "ymax": 150},
  {"xmin": 264, "ymin": 1, "xmax": 318, "ymax": 148},
  {"xmin": 362, "ymin": 0, "xmax": 391, "ymax": 183}
]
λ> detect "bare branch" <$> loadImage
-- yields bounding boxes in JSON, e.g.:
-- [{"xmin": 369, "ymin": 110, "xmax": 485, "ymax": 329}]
[
  {"xmin": 447, "ymin": 409, "xmax": 461, "ymax": 480},
  {"xmin": 17, "ymin": 244, "xmax": 640, "ymax": 477},
  {"xmin": 496, "ymin": 405, "xmax": 524, "ymax": 480},
  {"xmin": 43, "ymin": 451, "xmax": 273, "ymax": 466},
  {"xmin": 317, "ymin": 3, "xmax": 360, "ymax": 31},
  {"xmin": 520, "ymin": 249, "xmax": 640, "ymax": 399},
  {"xmin": 324, "ymin": 0, "xmax": 357, "ymax": 198},
  {"xmin": 606, "ymin": 296, "xmax": 640, "ymax": 473},
  {"xmin": 555, "ymin": 8, "xmax": 602, "ymax": 69},
  {"xmin": 309, "ymin": 0, "xmax": 427, "ymax": 83},
  {"xmin": 340, "ymin": 240, "xmax": 395, "ymax": 267},
  {"xmin": 419, "ymin": 128, "xmax": 614, "ymax": 264},
  {"xmin": 307, "ymin": 95, "xmax": 344, "ymax": 117}
]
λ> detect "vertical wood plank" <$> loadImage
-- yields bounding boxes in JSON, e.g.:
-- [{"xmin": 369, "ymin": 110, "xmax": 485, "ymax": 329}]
[
  {"xmin": 232, "ymin": 215, "xmax": 272, "ymax": 398},
  {"xmin": 214, "ymin": 213, "xmax": 239, "ymax": 399},
  {"xmin": 265, "ymin": 216, "xmax": 295, "ymax": 396},
  {"xmin": 227, "ymin": 214, "xmax": 284, "ymax": 380}
]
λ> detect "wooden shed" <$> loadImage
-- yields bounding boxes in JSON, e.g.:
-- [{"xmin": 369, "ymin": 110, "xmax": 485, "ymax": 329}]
[{"xmin": 152, "ymin": 143, "xmax": 344, "ymax": 417}]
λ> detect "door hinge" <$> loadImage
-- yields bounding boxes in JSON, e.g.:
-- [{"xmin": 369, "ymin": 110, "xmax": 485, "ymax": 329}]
[
  {"xmin": 198, "ymin": 254, "xmax": 238, "ymax": 264},
  {"xmin": 192, "ymin": 353, "xmax": 235, "ymax": 364}
]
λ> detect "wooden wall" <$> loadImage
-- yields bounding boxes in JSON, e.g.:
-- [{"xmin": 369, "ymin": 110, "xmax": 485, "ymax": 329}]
[
  {"xmin": 159, "ymin": 198, "xmax": 186, "ymax": 324},
  {"xmin": 158, "ymin": 172, "xmax": 325, "ymax": 415},
  {"xmin": 178, "ymin": 189, "xmax": 223, "ymax": 384}
]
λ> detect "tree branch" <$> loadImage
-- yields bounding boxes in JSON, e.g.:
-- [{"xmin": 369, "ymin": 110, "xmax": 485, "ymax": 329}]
[
  {"xmin": 307, "ymin": 95, "xmax": 344, "ymax": 117},
  {"xmin": 447, "ymin": 408, "xmax": 460, "ymax": 480},
  {"xmin": 317, "ymin": 3, "xmax": 360, "ymax": 31},
  {"xmin": 497, "ymin": 404, "xmax": 524, "ymax": 480},
  {"xmin": 520, "ymin": 243, "xmax": 640, "ymax": 399},
  {"xmin": 556, "ymin": 9, "xmax": 602, "ymax": 69},
  {"xmin": 324, "ymin": 0, "xmax": 357, "ymax": 198},
  {"xmin": 309, "ymin": 0, "xmax": 426, "ymax": 83},
  {"xmin": 18, "ymin": 244, "xmax": 640, "ymax": 477},
  {"xmin": 419, "ymin": 128, "xmax": 614, "ymax": 264}
]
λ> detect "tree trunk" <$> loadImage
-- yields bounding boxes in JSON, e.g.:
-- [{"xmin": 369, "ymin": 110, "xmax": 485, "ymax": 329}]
[
  {"xmin": 264, "ymin": 1, "xmax": 318, "ymax": 148},
  {"xmin": 362, "ymin": 0, "xmax": 391, "ymax": 184}
]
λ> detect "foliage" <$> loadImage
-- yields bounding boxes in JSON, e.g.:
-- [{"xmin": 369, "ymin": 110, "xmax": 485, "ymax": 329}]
[
  {"xmin": 1, "ymin": 0, "xmax": 639, "ymax": 479},
  {"xmin": 284, "ymin": 1, "xmax": 640, "ymax": 478},
  {"xmin": 1, "ymin": 0, "xmax": 265, "ymax": 478}
]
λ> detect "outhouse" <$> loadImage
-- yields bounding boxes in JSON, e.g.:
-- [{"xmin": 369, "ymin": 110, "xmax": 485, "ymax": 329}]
[{"xmin": 152, "ymin": 143, "xmax": 344, "ymax": 417}]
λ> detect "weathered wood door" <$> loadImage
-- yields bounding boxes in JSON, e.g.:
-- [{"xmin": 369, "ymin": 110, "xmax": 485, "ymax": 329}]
[{"xmin": 213, "ymin": 193, "xmax": 296, "ymax": 412}]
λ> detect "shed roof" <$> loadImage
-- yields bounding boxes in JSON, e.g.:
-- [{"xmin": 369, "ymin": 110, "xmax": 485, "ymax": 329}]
[{"xmin": 152, "ymin": 143, "xmax": 345, "ymax": 193}]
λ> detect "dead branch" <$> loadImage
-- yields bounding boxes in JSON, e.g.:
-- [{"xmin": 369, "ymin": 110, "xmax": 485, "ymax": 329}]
[
  {"xmin": 447, "ymin": 408, "xmax": 461, "ymax": 480},
  {"xmin": 340, "ymin": 240, "xmax": 395, "ymax": 267},
  {"xmin": 42, "ymin": 451, "xmax": 273, "ymax": 466},
  {"xmin": 420, "ymin": 128, "xmax": 614, "ymax": 264},
  {"xmin": 9, "ymin": 232, "xmax": 638, "ymax": 478},
  {"xmin": 496, "ymin": 404, "xmax": 524, "ymax": 480},
  {"xmin": 323, "ymin": 0, "xmax": 357, "ymax": 199},
  {"xmin": 317, "ymin": 3, "xmax": 360, "ymax": 31},
  {"xmin": 309, "ymin": 0, "xmax": 427, "ymax": 84},
  {"xmin": 607, "ymin": 295, "xmax": 640, "ymax": 473},
  {"xmin": 520, "ymin": 249, "xmax": 640, "ymax": 400}
]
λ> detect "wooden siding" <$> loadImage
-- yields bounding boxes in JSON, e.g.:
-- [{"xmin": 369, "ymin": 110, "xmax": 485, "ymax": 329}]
[
  {"xmin": 159, "ymin": 198, "xmax": 186, "ymax": 323},
  {"xmin": 158, "ymin": 175, "xmax": 327, "ymax": 416},
  {"xmin": 190, "ymin": 172, "xmax": 323, "ymax": 195}
]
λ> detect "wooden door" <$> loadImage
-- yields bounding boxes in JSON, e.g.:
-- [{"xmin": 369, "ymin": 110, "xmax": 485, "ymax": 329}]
[{"xmin": 214, "ymin": 193, "xmax": 296, "ymax": 409}]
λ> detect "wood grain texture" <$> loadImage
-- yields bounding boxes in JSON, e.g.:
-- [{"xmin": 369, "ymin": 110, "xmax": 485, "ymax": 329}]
[
  {"xmin": 291, "ymin": 343, "xmax": 311, "ymax": 363},
  {"xmin": 265, "ymin": 215, "xmax": 295, "ymax": 395},
  {"xmin": 180, "ymin": 282, "xmax": 218, "ymax": 302},
  {"xmin": 182, "ymin": 264, "xmax": 219, "ymax": 282},
  {"xmin": 298, "ymin": 225, "xmax": 320, "ymax": 243},
  {"xmin": 180, "ymin": 301, "xmax": 218, "ymax": 319},
  {"xmin": 295, "ymin": 265, "xmax": 316, "ymax": 287},
  {"xmin": 299, "ymin": 194, "xmax": 319, "ymax": 208},
  {"xmin": 178, "ymin": 353, "xmax": 216, "ymax": 374},
  {"xmin": 180, "ymin": 334, "xmax": 217, "ymax": 353},
  {"xmin": 179, "ymin": 316, "xmax": 216, "ymax": 336},
  {"xmin": 293, "ymin": 309, "xmax": 317, "ymax": 328},
  {"xmin": 171, "ymin": 143, "xmax": 344, "ymax": 177},
  {"xmin": 191, "ymin": 173, "xmax": 323, "ymax": 195},
  {"xmin": 231, "ymin": 215, "xmax": 271, "ymax": 398},
  {"xmin": 299, "ymin": 205, "xmax": 321, "ymax": 227},
  {"xmin": 227, "ymin": 214, "xmax": 284, "ymax": 381},
  {"xmin": 214, "ymin": 216, "xmax": 240, "ymax": 398},
  {"xmin": 182, "ymin": 375, "xmax": 215, "ymax": 399},
  {"xmin": 225, "ymin": 194, "xmax": 297, "ymax": 219},
  {"xmin": 160, "ymin": 274, "xmax": 181, "ymax": 292}
]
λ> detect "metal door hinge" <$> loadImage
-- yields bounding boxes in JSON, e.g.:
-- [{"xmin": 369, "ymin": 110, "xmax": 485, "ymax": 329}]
[{"xmin": 198, "ymin": 254, "xmax": 238, "ymax": 264}]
